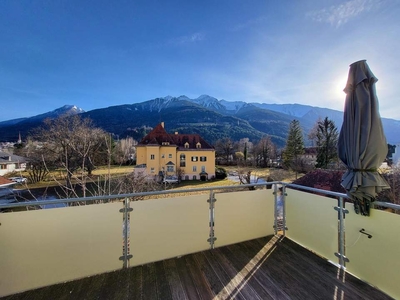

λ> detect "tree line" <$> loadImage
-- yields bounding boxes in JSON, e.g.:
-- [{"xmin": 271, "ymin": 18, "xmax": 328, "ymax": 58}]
[
  {"xmin": 214, "ymin": 117, "xmax": 340, "ymax": 170},
  {"xmin": 14, "ymin": 114, "xmax": 343, "ymax": 197},
  {"xmin": 14, "ymin": 116, "xmax": 143, "ymax": 198}
]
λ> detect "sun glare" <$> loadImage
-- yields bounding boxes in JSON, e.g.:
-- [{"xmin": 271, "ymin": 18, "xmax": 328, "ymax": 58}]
[{"xmin": 334, "ymin": 75, "xmax": 348, "ymax": 100}]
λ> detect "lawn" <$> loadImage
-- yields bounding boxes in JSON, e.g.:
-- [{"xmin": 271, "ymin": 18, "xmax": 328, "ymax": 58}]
[{"xmin": 18, "ymin": 165, "xmax": 297, "ymax": 192}]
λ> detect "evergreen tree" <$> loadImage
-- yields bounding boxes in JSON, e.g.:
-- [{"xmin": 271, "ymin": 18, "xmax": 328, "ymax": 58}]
[
  {"xmin": 315, "ymin": 117, "xmax": 339, "ymax": 169},
  {"xmin": 283, "ymin": 120, "xmax": 305, "ymax": 171}
]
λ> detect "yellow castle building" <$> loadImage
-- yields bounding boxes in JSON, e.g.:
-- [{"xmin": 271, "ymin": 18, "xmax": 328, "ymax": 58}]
[{"xmin": 136, "ymin": 122, "xmax": 215, "ymax": 181}]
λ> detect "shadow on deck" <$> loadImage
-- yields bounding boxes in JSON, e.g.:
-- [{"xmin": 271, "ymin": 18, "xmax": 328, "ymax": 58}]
[{"xmin": 2, "ymin": 235, "xmax": 392, "ymax": 300}]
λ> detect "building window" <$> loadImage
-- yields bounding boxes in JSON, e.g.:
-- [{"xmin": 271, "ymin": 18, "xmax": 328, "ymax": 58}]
[
  {"xmin": 193, "ymin": 166, "xmax": 197, "ymax": 172},
  {"xmin": 184, "ymin": 142, "xmax": 189, "ymax": 149},
  {"xmin": 200, "ymin": 156, "xmax": 207, "ymax": 162},
  {"xmin": 150, "ymin": 167, "xmax": 155, "ymax": 173},
  {"xmin": 161, "ymin": 154, "xmax": 165, "ymax": 158},
  {"xmin": 180, "ymin": 154, "xmax": 186, "ymax": 167},
  {"xmin": 162, "ymin": 142, "xmax": 170, "ymax": 145},
  {"xmin": 0, "ymin": 165, "xmax": 6, "ymax": 170},
  {"xmin": 196, "ymin": 142, "xmax": 201, "ymax": 149},
  {"xmin": 150, "ymin": 154, "xmax": 155, "ymax": 160},
  {"xmin": 167, "ymin": 166, "xmax": 174, "ymax": 172},
  {"xmin": 201, "ymin": 166, "xmax": 206, "ymax": 172},
  {"xmin": 191, "ymin": 156, "xmax": 198, "ymax": 162},
  {"xmin": 168, "ymin": 154, "xmax": 172, "ymax": 158},
  {"xmin": 193, "ymin": 175, "xmax": 197, "ymax": 180}
]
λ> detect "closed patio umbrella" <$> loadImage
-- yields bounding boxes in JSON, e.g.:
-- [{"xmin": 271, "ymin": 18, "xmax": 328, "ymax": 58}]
[{"xmin": 338, "ymin": 60, "xmax": 390, "ymax": 216}]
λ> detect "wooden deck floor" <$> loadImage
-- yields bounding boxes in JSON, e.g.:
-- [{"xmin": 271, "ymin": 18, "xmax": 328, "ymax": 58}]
[{"xmin": 3, "ymin": 235, "xmax": 392, "ymax": 300}]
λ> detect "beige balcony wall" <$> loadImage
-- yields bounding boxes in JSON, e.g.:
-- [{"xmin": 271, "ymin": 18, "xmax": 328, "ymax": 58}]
[
  {"xmin": 214, "ymin": 189, "xmax": 274, "ymax": 247},
  {"xmin": 0, "ymin": 202, "xmax": 123, "ymax": 297},
  {"xmin": 345, "ymin": 205, "xmax": 400, "ymax": 300},
  {"xmin": 130, "ymin": 194, "xmax": 210, "ymax": 266},
  {"xmin": 285, "ymin": 189, "xmax": 338, "ymax": 263}
]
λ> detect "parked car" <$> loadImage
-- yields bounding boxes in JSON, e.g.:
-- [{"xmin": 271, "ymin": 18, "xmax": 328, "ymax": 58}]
[
  {"xmin": 163, "ymin": 176, "xmax": 179, "ymax": 184},
  {"xmin": 9, "ymin": 177, "xmax": 27, "ymax": 183}
]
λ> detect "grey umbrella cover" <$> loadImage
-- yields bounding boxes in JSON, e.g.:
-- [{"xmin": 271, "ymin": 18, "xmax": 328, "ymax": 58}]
[{"xmin": 338, "ymin": 60, "xmax": 390, "ymax": 215}]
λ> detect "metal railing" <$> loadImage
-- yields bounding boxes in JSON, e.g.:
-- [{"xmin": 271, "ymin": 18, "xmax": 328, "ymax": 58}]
[
  {"xmin": 0, "ymin": 182, "xmax": 272, "ymax": 209},
  {"xmin": 1, "ymin": 181, "xmax": 399, "ymax": 267},
  {"xmin": 1, "ymin": 181, "xmax": 400, "ymax": 298}
]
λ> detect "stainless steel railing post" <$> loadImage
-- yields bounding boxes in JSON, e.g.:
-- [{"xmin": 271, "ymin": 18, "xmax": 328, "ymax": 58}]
[
  {"xmin": 207, "ymin": 190, "xmax": 217, "ymax": 249},
  {"xmin": 119, "ymin": 197, "xmax": 133, "ymax": 268}
]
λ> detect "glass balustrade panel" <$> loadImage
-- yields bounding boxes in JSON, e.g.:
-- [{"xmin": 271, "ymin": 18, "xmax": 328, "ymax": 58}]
[
  {"xmin": 214, "ymin": 189, "xmax": 275, "ymax": 248},
  {"xmin": 285, "ymin": 189, "xmax": 338, "ymax": 263},
  {"xmin": 0, "ymin": 202, "xmax": 123, "ymax": 297},
  {"xmin": 345, "ymin": 204, "xmax": 400, "ymax": 300},
  {"xmin": 130, "ymin": 194, "xmax": 209, "ymax": 266}
]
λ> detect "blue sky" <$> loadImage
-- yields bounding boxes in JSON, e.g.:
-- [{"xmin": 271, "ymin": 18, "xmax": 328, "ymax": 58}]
[{"xmin": 1, "ymin": 0, "xmax": 399, "ymax": 121}]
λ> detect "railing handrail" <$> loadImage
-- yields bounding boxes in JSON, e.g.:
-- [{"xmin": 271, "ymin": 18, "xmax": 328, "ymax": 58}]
[
  {"xmin": 284, "ymin": 183, "xmax": 400, "ymax": 210},
  {"xmin": 285, "ymin": 183, "xmax": 349, "ymax": 198},
  {"xmin": 2, "ymin": 180, "xmax": 400, "ymax": 211},
  {"xmin": 0, "ymin": 181, "xmax": 277, "ymax": 209}
]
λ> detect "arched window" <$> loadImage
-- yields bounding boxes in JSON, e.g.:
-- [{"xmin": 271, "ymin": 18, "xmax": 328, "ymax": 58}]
[
  {"xmin": 196, "ymin": 142, "xmax": 201, "ymax": 149},
  {"xmin": 184, "ymin": 142, "xmax": 189, "ymax": 149}
]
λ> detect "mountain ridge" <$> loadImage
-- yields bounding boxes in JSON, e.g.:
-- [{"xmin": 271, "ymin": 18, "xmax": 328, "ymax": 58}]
[{"xmin": 0, "ymin": 95, "xmax": 399, "ymax": 146}]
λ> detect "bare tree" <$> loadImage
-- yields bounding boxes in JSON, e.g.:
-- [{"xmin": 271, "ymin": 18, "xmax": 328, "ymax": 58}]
[
  {"xmin": 17, "ymin": 138, "xmax": 52, "ymax": 183},
  {"xmin": 215, "ymin": 137, "xmax": 233, "ymax": 164},
  {"xmin": 378, "ymin": 165, "xmax": 400, "ymax": 206},
  {"xmin": 235, "ymin": 151, "xmax": 244, "ymax": 165},
  {"xmin": 254, "ymin": 136, "xmax": 276, "ymax": 167},
  {"xmin": 113, "ymin": 137, "xmax": 137, "ymax": 165},
  {"xmin": 176, "ymin": 167, "xmax": 185, "ymax": 181},
  {"xmin": 31, "ymin": 116, "xmax": 109, "ymax": 198},
  {"xmin": 106, "ymin": 172, "xmax": 160, "ymax": 197},
  {"xmin": 237, "ymin": 168, "xmax": 257, "ymax": 190},
  {"xmin": 308, "ymin": 117, "xmax": 321, "ymax": 147}
]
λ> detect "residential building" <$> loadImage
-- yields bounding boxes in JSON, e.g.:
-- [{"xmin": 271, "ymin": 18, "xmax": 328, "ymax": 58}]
[
  {"xmin": 300, "ymin": 147, "xmax": 317, "ymax": 165},
  {"xmin": 392, "ymin": 143, "xmax": 400, "ymax": 166},
  {"xmin": 0, "ymin": 151, "xmax": 27, "ymax": 176},
  {"xmin": 0, "ymin": 176, "xmax": 15, "ymax": 198},
  {"xmin": 136, "ymin": 122, "xmax": 215, "ymax": 180}
]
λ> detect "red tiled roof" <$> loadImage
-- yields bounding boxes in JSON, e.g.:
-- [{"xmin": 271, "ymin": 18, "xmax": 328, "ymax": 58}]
[
  {"xmin": 0, "ymin": 176, "xmax": 13, "ymax": 186},
  {"xmin": 139, "ymin": 123, "xmax": 174, "ymax": 145},
  {"xmin": 138, "ymin": 123, "xmax": 214, "ymax": 150}
]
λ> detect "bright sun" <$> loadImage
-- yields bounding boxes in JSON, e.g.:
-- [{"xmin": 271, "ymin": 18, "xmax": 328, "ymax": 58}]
[{"xmin": 333, "ymin": 75, "xmax": 348, "ymax": 100}]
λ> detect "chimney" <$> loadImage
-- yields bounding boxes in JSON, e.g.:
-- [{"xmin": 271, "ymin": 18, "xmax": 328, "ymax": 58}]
[{"xmin": 161, "ymin": 122, "xmax": 164, "ymax": 128}]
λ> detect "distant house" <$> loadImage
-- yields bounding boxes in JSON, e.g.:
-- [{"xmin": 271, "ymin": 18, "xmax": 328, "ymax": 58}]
[
  {"xmin": 0, "ymin": 152, "xmax": 28, "ymax": 176},
  {"xmin": 392, "ymin": 143, "xmax": 400, "ymax": 166},
  {"xmin": 300, "ymin": 147, "xmax": 318, "ymax": 165},
  {"xmin": 0, "ymin": 176, "xmax": 15, "ymax": 198},
  {"xmin": 136, "ymin": 122, "xmax": 215, "ymax": 181}
]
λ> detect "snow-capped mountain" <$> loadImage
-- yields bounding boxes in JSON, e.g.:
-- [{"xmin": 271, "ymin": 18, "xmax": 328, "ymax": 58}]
[
  {"xmin": 28, "ymin": 105, "xmax": 85, "ymax": 122},
  {"xmin": 190, "ymin": 95, "xmax": 227, "ymax": 112},
  {"xmin": 1, "ymin": 95, "xmax": 399, "ymax": 146}
]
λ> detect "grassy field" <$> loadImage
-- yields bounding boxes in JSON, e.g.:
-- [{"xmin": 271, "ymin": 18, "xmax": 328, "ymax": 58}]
[{"xmin": 15, "ymin": 164, "xmax": 297, "ymax": 191}]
